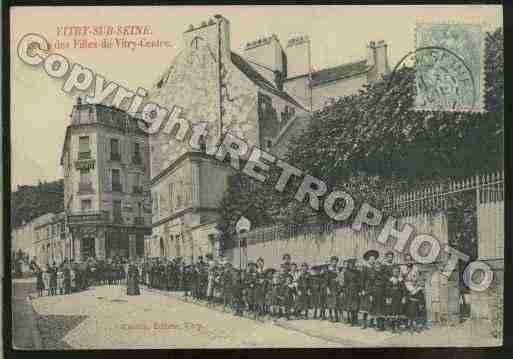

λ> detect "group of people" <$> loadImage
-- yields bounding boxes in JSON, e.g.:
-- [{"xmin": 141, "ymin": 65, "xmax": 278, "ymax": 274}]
[
  {"xmin": 34, "ymin": 256, "xmax": 135, "ymax": 297},
  {"xmin": 140, "ymin": 250, "xmax": 427, "ymax": 333}
]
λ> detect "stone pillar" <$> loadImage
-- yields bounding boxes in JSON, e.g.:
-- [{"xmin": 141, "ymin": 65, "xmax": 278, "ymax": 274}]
[
  {"xmin": 191, "ymin": 162, "xmax": 200, "ymax": 207},
  {"xmin": 74, "ymin": 236, "xmax": 81, "ymax": 262},
  {"xmin": 95, "ymin": 228, "xmax": 106, "ymax": 260},
  {"xmin": 129, "ymin": 234, "xmax": 136, "ymax": 260}
]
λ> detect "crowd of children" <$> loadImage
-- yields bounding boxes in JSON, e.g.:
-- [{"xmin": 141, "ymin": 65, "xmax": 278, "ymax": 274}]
[{"xmin": 141, "ymin": 250, "xmax": 428, "ymax": 333}]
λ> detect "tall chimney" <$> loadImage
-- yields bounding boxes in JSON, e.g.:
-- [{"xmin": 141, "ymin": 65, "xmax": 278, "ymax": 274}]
[
  {"xmin": 367, "ymin": 40, "xmax": 390, "ymax": 83},
  {"xmin": 243, "ymin": 34, "xmax": 285, "ymax": 87},
  {"xmin": 286, "ymin": 35, "xmax": 311, "ymax": 79}
]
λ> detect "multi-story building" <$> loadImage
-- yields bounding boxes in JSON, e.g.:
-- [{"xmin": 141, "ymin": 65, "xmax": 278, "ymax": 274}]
[
  {"xmin": 33, "ymin": 212, "xmax": 66, "ymax": 267},
  {"xmin": 146, "ymin": 15, "xmax": 390, "ymax": 262},
  {"xmin": 60, "ymin": 100, "xmax": 151, "ymax": 262}
]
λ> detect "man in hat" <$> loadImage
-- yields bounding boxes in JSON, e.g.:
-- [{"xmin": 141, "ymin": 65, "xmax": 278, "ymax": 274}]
[{"xmin": 361, "ymin": 250, "xmax": 380, "ymax": 329}]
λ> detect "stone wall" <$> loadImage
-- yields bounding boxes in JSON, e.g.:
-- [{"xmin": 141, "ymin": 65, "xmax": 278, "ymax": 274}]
[{"xmin": 225, "ymin": 212, "xmax": 459, "ymax": 322}]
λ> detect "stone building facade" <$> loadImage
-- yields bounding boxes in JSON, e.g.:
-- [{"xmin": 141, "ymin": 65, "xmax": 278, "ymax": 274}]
[
  {"xmin": 33, "ymin": 212, "xmax": 66, "ymax": 267},
  {"xmin": 146, "ymin": 15, "xmax": 390, "ymax": 262},
  {"xmin": 60, "ymin": 101, "xmax": 151, "ymax": 262}
]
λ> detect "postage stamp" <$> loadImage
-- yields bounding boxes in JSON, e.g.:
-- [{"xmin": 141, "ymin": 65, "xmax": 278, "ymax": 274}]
[{"xmin": 414, "ymin": 22, "xmax": 484, "ymax": 112}]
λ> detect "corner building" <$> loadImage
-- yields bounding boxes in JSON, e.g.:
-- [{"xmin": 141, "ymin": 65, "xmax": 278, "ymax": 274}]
[{"xmin": 61, "ymin": 101, "xmax": 151, "ymax": 262}]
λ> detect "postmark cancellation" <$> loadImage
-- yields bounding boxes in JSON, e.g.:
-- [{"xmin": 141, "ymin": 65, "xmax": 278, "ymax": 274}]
[{"xmin": 415, "ymin": 22, "xmax": 484, "ymax": 112}]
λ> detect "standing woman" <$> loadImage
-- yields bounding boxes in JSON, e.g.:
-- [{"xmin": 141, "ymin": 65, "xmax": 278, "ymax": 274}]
[
  {"xmin": 127, "ymin": 262, "xmax": 141, "ymax": 295},
  {"xmin": 206, "ymin": 257, "xmax": 216, "ymax": 306},
  {"xmin": 43, "ymin": 266, "xmax": 51, "ymax": 296},
  {"xmin": 63, "ymin": 264, "xmax": 71, "ymax": 295},
  {"xmin": 57, "ymin": 265, "xmax": 65, "ymax": 295},
  {"xmin": 36, "ymin": 266, "xmax": 45, "ymax": 297},
  {"xmin": 49, "ymin": 263, "xmax": 58, "ymax": 296}
]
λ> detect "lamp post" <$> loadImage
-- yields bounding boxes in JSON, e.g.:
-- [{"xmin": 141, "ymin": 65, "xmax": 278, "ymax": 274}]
[{"xmin": 235, "ymin": 216, "xmax": 251, "ymax": 270}]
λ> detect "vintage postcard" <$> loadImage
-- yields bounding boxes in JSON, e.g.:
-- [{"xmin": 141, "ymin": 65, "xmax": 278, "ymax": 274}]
[{"xmin": 8, "ymin": 5, "xmax": 504, "ymax": 350}]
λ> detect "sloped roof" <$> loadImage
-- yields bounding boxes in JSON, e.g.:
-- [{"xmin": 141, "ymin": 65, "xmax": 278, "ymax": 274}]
[
  {"xmin": 309, "ymin": 60, "xmax": 371, "ymax": 87},
  {"xmin": 230, "ymin": 52, "xmax": 307, "ymax": 111}
]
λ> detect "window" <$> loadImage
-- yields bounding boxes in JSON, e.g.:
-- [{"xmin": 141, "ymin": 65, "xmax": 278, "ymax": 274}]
[
  {"xmin": 80, "ymin": 169, "xmax": 90, "ymax": 184},
  {"xmin": 133, "ymin": 142, "xmax": 141, "ymax": 163},
  {"xmin": 81, "ymin": 199, "xmax": 92, "ymax": 212},
  {"xmin": 113, "ymin": 200, "xmax": 122, "ymax": 221},
  {"xmin": 132, "ymin": 172, "xmax": 142, "ymax": 193},
  {"xmin": 110, "ymin": 138, "xmax": 120, "ymax": 160},
  {"xmin": 79, "ymin": 136, "xmax": 90, "ymax": 159},
  {"xmin": 137, "ymin": 202, "xmax": 142, "ymax": 217},
  {"xmin": 112, "ymin": 169, "xmax": 122, "ymax": 192}
]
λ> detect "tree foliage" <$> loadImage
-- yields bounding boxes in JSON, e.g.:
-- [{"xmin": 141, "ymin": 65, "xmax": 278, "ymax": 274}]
[{"xmin": 11, "ymin": 179, "xmax": 64, "ymax": 228}]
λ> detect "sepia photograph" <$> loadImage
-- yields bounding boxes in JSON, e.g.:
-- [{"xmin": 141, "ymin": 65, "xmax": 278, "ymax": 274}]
[{"xmin": 7, "ymin": 4, "xmax": 504, "ymax": 350}]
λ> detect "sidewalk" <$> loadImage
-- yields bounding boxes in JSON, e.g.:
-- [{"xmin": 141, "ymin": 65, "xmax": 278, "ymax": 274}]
[
  {"xmin": 146, "ymin": 287, "xmax": 501, "ymax": 348},
  {"xmin": 12, "ymin": 278, "xmax": 43, "ymax": 350}
]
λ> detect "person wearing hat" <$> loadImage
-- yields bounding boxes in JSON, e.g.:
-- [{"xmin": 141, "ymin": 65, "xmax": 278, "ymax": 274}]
[
  {"xmin": 282, "ymin": 274, "xmax": 296, "ymax": 320},
  {"xmin": 326, "ymin": 256, "xmax": 340, "ymax": 322},
  {"xmin": 344, "ymin": 258, "xmax": 362, "ymax": 326},
  {"xmin": 221, "ymin": 262, "xmax": 234, "ymax": 311},
  {"xmin": 244, "ymin": 262, "xmax": 258, "ymax": 317},
  {"xmin": 255, "ymin": 259, "xmax": 268, "ymax": 318},
  {"xmin": 360, "ymin": 250, "xmax": 380, "ymax": 329},
  {"xmin": 296, "ymin": 263, "xmax": 311, "ymax": 319},
  {"xmin": 383, "ymin": 265, "xmax": 405, "ymax": 332},
  {"xmin": 309, "ymin": 266, "xmax": 324, "ymax": 320},
  {"xmin": 281, "ymin": 253, "xmax": 292, "ymax": 272}
]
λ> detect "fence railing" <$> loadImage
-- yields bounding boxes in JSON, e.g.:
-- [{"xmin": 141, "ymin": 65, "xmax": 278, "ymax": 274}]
[{"xmin": 234, "ymin": 171, "xmax": 504, "ymax": 247}]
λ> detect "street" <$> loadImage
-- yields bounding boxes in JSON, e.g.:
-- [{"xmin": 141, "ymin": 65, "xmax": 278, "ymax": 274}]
[{"xmin": 13, "ymin": 281, "xmax": 501, "ymax": 349}]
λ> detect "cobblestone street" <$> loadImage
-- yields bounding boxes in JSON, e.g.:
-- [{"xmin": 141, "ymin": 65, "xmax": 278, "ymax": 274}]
[{"xmin": 25, "ymin": 284, "xmax": 501, "ymax": 349}]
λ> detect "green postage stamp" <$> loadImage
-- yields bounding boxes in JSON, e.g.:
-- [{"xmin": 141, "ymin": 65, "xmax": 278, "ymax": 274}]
[{"xmin": 415, "ymin": 22, "xmax": 484, "ymax": 112}]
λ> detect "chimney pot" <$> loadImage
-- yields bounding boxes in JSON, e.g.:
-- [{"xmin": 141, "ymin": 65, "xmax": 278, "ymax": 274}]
[
  {"xmin": 188, "ymin": 24, "xmax": 194, "ymax": 31},
  {"xmin": 201, "ymin": 21, "xmax": 207, "ymax": 27}
]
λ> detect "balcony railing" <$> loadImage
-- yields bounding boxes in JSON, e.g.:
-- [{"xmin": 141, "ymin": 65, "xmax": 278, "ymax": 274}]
[
  {"xmin": 78, "ymin": 151, "xmax": 91, "ymax": 160},
  {"xmin": 110, "ymin": 153, "xmax": 121, "ymax": 161},
  {"xmin": 67, "ymin": 210, "xmax": 110, "ymax": 225},
  {"xmin": 112, "ymin": 183, "xmax": 123, "ymax": 192},
  {"xmin": 78, "ymin": 182, "xmax": 94, "ymax": 193},
  {"xmin": 132, "ymin": 185, "xmax": 143, "ymax": 194}
]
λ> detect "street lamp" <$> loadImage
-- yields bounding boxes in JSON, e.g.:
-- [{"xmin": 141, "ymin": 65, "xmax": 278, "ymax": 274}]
[{"xmin": 235, "ymin": 216, "xmax": 251, "ymax": 269}]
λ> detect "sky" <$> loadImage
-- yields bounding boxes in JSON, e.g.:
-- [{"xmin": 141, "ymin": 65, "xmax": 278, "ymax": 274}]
[{"xmin": 10, "ymin": 5, "xmax": 503, "ymax": 190}]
